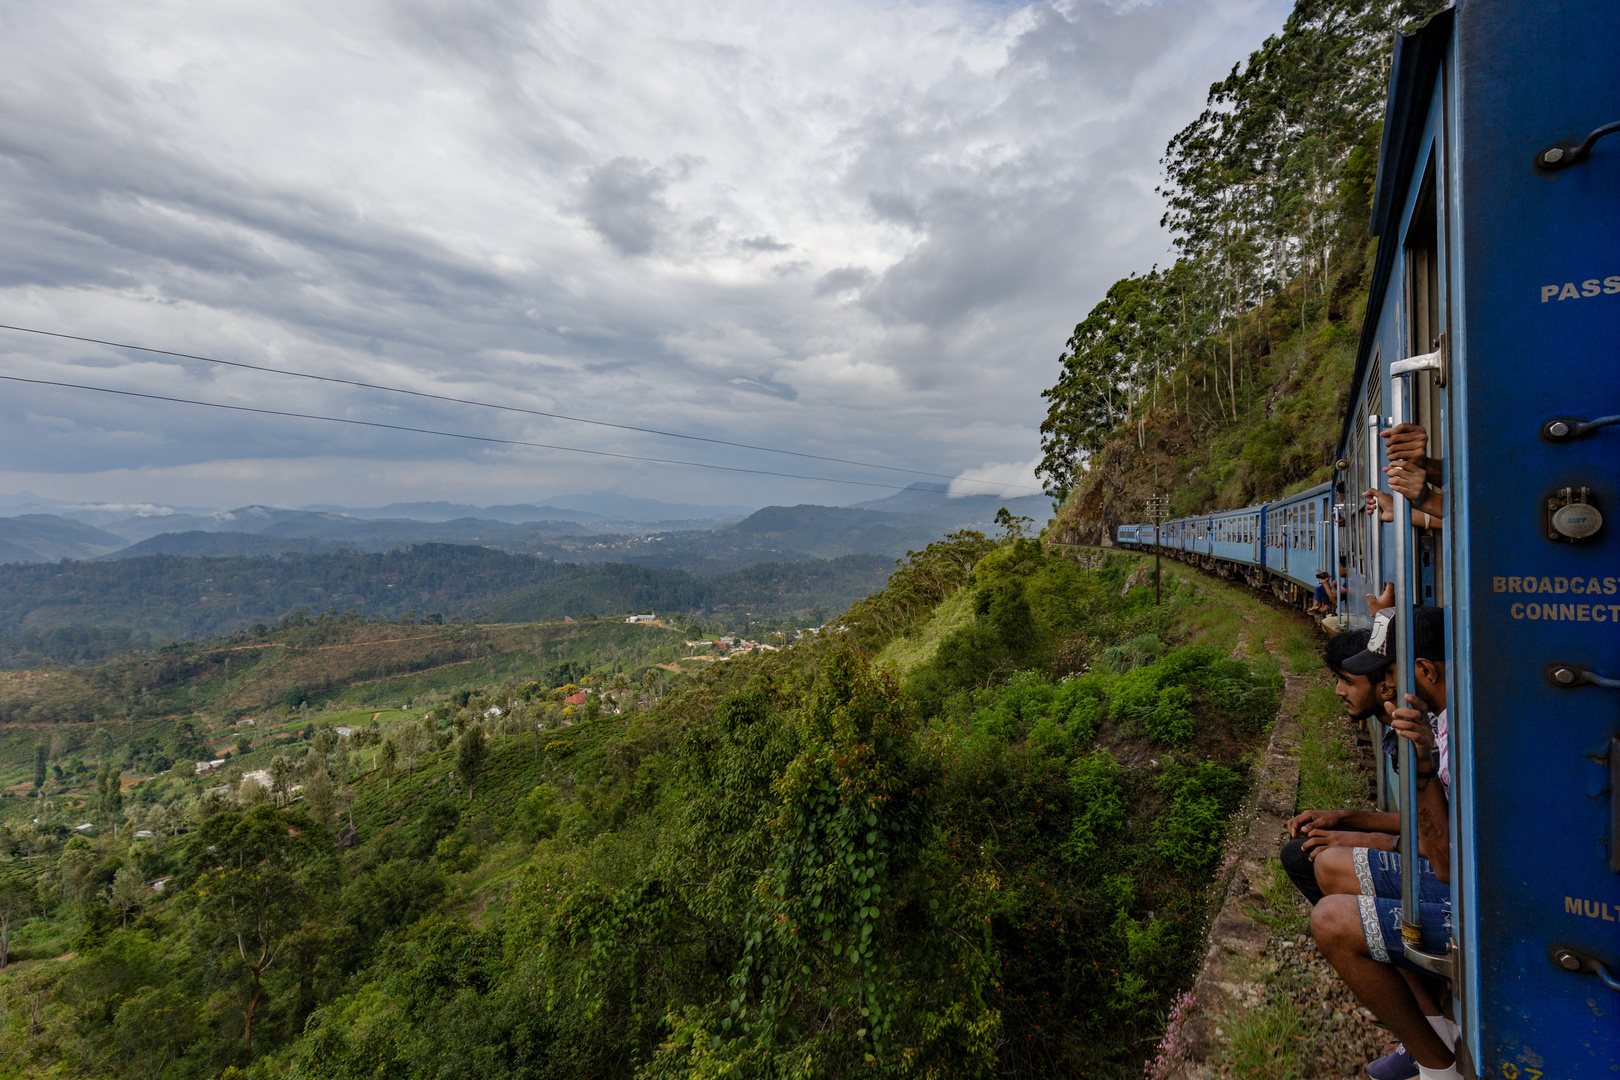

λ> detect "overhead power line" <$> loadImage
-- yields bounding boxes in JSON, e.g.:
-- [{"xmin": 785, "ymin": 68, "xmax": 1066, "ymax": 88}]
[
  {"xmin": 0, "ymin": 373, "xmax": 948, "ymax": 492},
  {"xmin": 0, "ymin": 322, "xmax": 1047, "ymax": 495}
]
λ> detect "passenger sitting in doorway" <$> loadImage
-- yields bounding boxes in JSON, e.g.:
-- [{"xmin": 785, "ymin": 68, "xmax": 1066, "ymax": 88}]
[
  {"xmin": 1286, "ymin": 608, "xmax": 1450, "ymax": 915},
  {"xmin": 1306, "ymin": 606, "xmax": 1458, "ymax": 1079},
  {"xmin": 1310, "ymin": 571, "xmax": 1337, "ymax": 613},
  {"xmin": 1311, "ymin": 571, "xmax": 1346, "ymax": 633},
  {"xmin": 1280, "ymin": 610, "xmax": 1450, "ymax": 1078}
]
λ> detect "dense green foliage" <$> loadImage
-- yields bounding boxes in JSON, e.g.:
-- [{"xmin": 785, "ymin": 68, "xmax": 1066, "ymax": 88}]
[
  {"xmin": 0, "ymin": 534, "xmax": 1280, "ymax": 1079},
  {"xmin": 1040, "ymin": 0, "xmax": 1446, "ymax": 530},
  {"xmin": 0, "ymin": 545, "xmax": 889, "ymax": 662}
]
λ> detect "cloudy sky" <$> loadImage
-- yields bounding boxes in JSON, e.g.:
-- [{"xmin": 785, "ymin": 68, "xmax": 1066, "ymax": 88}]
[{"xmin": 0, "ymin": 0, "xmax": 1287, "ymax": 512}]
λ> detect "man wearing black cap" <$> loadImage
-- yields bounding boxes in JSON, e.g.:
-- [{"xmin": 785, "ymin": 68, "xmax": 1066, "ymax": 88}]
[
  {"xmin": 1280, "ymin": 627, "xmax": 1400, "ymax": 903},
  {"xmin": 1307, "ymin": 606, "xmax": 1458, "ymax": 1079}
]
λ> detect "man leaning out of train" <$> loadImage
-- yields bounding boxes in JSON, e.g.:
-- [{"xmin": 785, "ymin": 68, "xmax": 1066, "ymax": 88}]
[
  {"xmin": 1309, "ymin": 606, "xmax": 1459, "ymax": 1079},
  {"xmin": 1282, "ymin": 608, "xmax": 1453, "ymax": 1079}
]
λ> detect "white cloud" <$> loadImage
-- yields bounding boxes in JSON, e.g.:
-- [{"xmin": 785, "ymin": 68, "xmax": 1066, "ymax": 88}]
[
  {"xmin": 949, "ymin": 454, "xmax": 1044, "ymax": 499},
  {"xmin": 0, "ymin": 0, "xmax": 1291, "ymax": 510}
]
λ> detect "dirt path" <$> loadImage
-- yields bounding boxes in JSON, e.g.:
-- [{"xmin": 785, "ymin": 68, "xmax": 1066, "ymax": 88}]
[{"xmin": 1164, "ymin": 633, "xmax": 1388, "ymax": 1079}]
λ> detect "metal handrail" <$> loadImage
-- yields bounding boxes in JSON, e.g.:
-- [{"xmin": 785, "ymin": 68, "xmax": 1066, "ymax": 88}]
[{"xmin": 1389, "ymin": 373, "xmax": 1424, "ymax": 955}]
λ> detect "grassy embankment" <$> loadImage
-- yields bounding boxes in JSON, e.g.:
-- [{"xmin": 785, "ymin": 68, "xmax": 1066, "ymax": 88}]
[{"xmin": 1103, "ymin": 549, "xmax": 1378, "ymax": 1078}]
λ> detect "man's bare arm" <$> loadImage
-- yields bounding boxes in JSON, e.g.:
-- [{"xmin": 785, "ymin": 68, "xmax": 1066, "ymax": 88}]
[{"xmin": 1385, "ymin": 697, "xmax": 1451, "ymax": 883}]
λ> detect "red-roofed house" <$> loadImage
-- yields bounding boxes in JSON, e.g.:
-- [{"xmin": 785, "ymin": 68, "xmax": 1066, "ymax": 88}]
[{"xmin": 564, "ymin": 691, "xmax": 588, "ymax": 706}]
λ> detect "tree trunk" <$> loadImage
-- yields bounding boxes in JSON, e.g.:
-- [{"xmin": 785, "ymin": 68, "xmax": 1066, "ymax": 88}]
[{"xmin": 243, "ymin": 969, "xmax": 263, "ymax": 1049}]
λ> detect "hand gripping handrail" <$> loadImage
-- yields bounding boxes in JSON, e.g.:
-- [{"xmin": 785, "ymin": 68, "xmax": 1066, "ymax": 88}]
[{"xmin": 1386, "ymin": 358, "xmax": 1454, "ymax": 980}]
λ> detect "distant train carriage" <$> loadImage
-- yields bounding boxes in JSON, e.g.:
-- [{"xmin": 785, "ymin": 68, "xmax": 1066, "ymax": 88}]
[{"xmin": 1113, "ymin": 3, "xmax": 1619, "ymax": 1072}]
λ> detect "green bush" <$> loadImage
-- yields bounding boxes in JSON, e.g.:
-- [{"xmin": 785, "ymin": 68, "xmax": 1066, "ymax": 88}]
[
  {"xmin": 1146, "ymin": 685, "xmax": 1196, "ymax": 746},
  {"xmin": 1155, "ymin": 763, "xmax": 1247, "ymax": 876},
  {"xmin": 1065, "ymin": 750, "xmax": 1126, "ymax": 861}
]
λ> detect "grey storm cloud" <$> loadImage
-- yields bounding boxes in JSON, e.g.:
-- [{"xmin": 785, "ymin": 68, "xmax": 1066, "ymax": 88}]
[
  {"xmin": 735, "ymin": 235, "xmax": 793, "ymax": 252},
  {"xmin": 581, "ymin": 157, "xmax": 677, "ymax": 256},
  {"xmin": 814, "ymin": 266, "xmax": 874, "ymax": 297},
  {"xmin": 0, "ymin": 0, "xmax": 1292, "ymax": 510}
]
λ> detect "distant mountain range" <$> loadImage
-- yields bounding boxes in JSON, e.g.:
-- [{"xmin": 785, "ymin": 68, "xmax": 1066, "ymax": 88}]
[
  {"xmin": 300, "ymin": 493, "xmax": 756, "ymax": 523},
  {"xmin": 0, "ymin": 482, "xmax": 1053, "ymax": 659},
  {"xmin": 0, "ymin": 483, "xmax": 1053, "ymax": 568},
  {"xmin": 0, "ymin": 489, "xmax": 753, "ymax": 530},
  {"xmin": 0, "ymin": 515, "xmax": 129, "ymax": 562},
  {"xmin": 0, "ymin": 544, "xmax": 895, "ymax": 648},
  {"xmin": 849, "ymin": 482, "xmax": 1051, "ymax": 521}
]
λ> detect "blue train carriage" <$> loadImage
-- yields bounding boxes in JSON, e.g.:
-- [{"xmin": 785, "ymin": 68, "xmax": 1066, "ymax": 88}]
[
  {"xmin": 1113, "ymin": 486, "xmax": 1338, "ymax": 615},
  {"xmin": 1344, "ymin": 3, "xmax": 1620, "ymax": 1074},
  {"xmin": 1256, "ymin": 483, "xmax": 1335, "ymax": 604}
]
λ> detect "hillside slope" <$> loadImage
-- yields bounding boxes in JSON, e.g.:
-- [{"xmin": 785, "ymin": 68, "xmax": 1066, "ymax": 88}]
[
  {"xmin": 1054, "ymin": 270, "xmax": 1367, "ymax": 543},
  {"xmin": 0, "ymin": 533, "xmax": 1303, "ymax": 1079}
]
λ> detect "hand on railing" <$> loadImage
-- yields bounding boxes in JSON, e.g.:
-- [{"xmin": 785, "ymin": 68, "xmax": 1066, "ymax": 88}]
[
  {"xmin": 1365, "ymin": 481, "xmax": 1442, "ymax": 529},
  {"xmin": 1385, "ymin": 694, "xmax": 1437, "ymax": 765},
  {"xmin": 1364, "ymin": 486, "xmax": 1394, "ymax": 522},
  {"xmin": 1381, "ymin": 422, "xmax": 1428, "ymax": 463},
  {"xmin": 1381, "ymin": 423, "xmax": 1443, "ymax": 484}
]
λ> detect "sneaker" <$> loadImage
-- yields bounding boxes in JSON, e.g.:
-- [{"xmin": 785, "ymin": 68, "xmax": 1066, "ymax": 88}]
[{"xmin": 1366, "ymin": 1044, "xmax": 1418, "ymax": 1080}]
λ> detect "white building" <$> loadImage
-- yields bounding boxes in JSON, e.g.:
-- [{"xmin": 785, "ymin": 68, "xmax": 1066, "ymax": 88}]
[{"xmin": 625, "ymin": 614, "xmax": 657, "ymax": 623}]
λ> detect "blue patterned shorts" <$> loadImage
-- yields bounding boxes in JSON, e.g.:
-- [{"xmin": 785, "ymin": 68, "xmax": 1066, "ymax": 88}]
[
  {"xmin": 1352, "ymin": 847, "xmax": 1449, "ymax": 904},
  {"xmin": 1357, "ymin": 894, "xmax": 1452, "ymax": 972}
]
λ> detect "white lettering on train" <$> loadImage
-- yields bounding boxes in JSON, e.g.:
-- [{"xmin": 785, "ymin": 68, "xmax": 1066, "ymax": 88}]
[
  {"xmin": 1495, "ymin": 576, "xmax": 1620, "ymax": 620},
  {"xmin": 1542, "ymin": 276, "xmax": 1620, "ymax": 301}
]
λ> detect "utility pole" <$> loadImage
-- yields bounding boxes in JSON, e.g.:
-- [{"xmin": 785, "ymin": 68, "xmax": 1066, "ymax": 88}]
[{"xmin": 1146, "ymin": 494, "xmax": 1171, "ymax": 604}]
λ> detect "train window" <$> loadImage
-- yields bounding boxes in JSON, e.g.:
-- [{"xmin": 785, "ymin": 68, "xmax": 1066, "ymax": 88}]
[
  {"xmin": 1405, "ymin": 159, "xmax": 1444, "ymax": 479},
  {"xmin": 1308, "ymin": 502, "xmax": 1316, "ymax": 551},
  {"xmin": 1406, "ymin": 160, "xmax": 1440, "ymax": 359}
]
